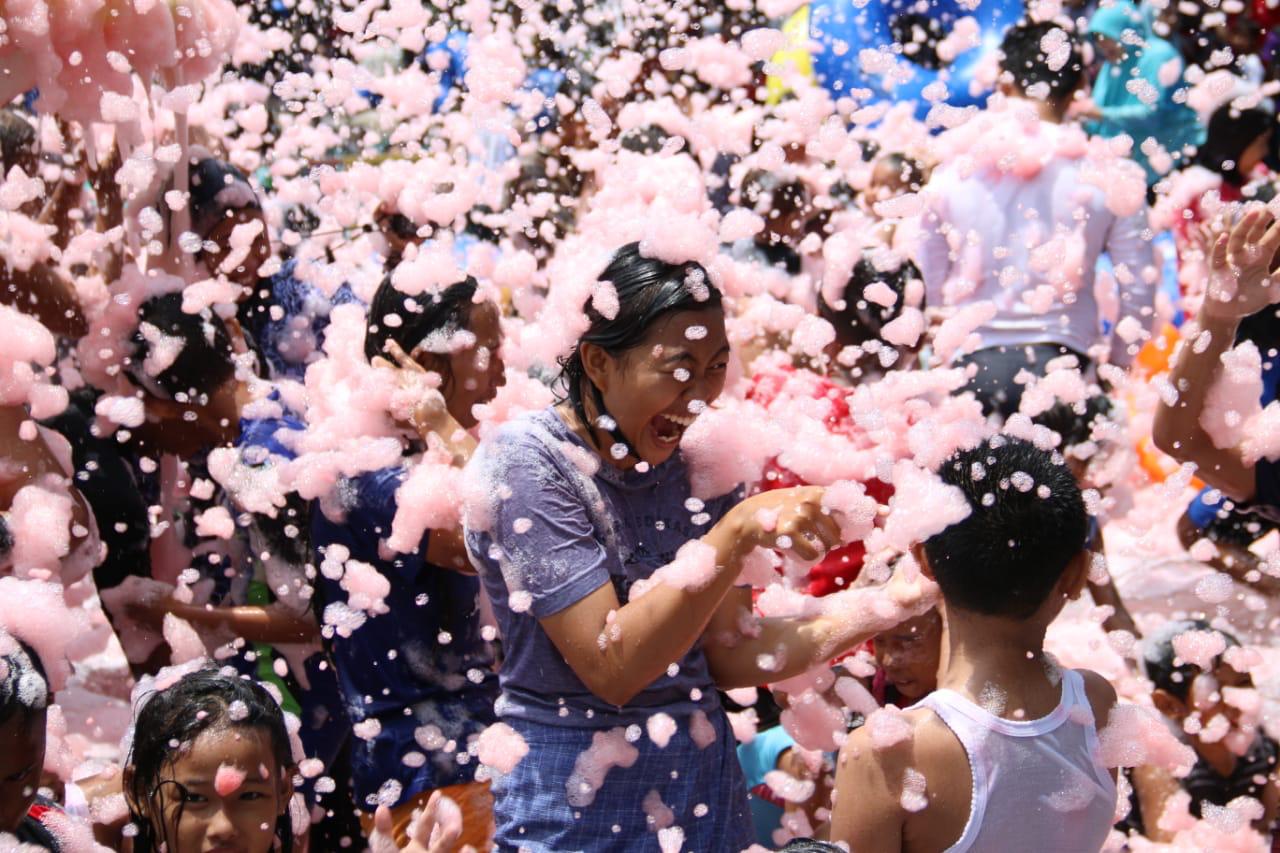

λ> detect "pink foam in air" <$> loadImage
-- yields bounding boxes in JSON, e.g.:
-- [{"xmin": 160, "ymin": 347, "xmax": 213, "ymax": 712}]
[
  {"xmin": 214, "ymin": 763, "xmax": 247, "ymax": 798},
  {"xmin": 647, "ymin": 712, "xmax": 678, "ymax": 748},
  {"xmin": 1096, "ymin": 704, "xmax": 1196, "ymax": 773},
  {"xmin": 477, "ymin": 722, "xmax": 530, "ymax": 774},
  {"xmin": 1171, "ymin": 628, "xmax": 1228, "ymax": 670},
  {"xmin": 1200, "ymin": 342, "xmax": 1264, "ymax": 451},
  {"xmin": 872, "ymin": 461, "xmax": 972, "ymax": 552},
  {"xmin": 565, "ymin": 728, "xmax": 640, "ymax": 808},
  {"xmin": 864, "ymin": 706, "xmax": 914, "ymax": 750}
]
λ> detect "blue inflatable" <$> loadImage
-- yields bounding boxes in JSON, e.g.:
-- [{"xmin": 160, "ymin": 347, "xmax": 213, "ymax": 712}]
[{"xmin": 808, "ymin": 0, "xmax": 1024, "ymax": 123}]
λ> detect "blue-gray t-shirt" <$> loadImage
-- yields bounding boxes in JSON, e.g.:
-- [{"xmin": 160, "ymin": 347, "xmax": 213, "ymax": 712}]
[{"xmin": 465, "ymin": 407, "xmax": 740, "ymax": 728}]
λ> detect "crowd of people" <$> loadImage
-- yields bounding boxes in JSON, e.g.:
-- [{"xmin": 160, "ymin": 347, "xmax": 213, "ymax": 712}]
[{"xmin": 1, "ymin": 0, "xmax": 1279, "ymax": 850}]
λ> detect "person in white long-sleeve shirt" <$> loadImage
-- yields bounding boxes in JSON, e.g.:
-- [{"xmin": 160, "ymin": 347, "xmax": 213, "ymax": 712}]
[{"xmin": 918, "ymin": 20, "xmax": 1156, "ymax": 419}]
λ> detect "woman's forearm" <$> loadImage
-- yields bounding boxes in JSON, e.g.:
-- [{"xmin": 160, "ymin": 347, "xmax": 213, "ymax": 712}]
[{"xmin": 174, "ymin": 601, "xmax": 318, "ymax": 645}]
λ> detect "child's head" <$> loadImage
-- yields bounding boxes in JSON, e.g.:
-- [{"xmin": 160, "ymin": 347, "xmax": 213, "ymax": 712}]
[
  {"xmin": 1144, "ymin": 620, "xmax": 1260, "ymax": 753},
  {"xmin": 1031, "ymin": 394, "xmax": 1114, "ymax": 479},
  {"xmin": 924, "ymin": 437, "xmax": 1089, "ymax": 622},
  {"xmin": 0, "ymin": 634, "xmax": 48, "ymax": 833},
  {"xmin": 187, "ymin": 156, "xmax": 270, "ymax": 287},
  {"xmin": 124, "ymin": 669, "xmax": 295, "ymax": 853},
  {"xmin": 818, "ymin": 253, "xmax": 920, "ymax": 352},
  {"xmin": 865, "ymin": 153, "xmax": 925, "ymax": 208},
  {"xmin": 873, "ymin": 608, "xmax": 942, "ymax": 704},
  {"xmin": 364, "ymin": 275, "xmax": 506, "ymax": 430},
  {"xmin": 128, "ymin": 293, "xmax": 240, "ymax": 454},
  {"xmin": 741, "ymin": 169, "xmax": 811, "ymax": 247},
  {"xmin": 999, "ymin": 20, "xmax": 1085, "ymax": 112}
]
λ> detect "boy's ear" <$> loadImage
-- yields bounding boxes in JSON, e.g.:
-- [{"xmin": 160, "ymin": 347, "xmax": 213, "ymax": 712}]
[
  {"xmin": 1060, "ymin": 550, "xmax": 1089, "ymax": 601},
  {"xmin": 1152, "ymin": 688, "xmax": 1189, "ymax": 720},
  {"xmin": 912, "ymin": 544, "xmax": 935, "ymax": 581}
]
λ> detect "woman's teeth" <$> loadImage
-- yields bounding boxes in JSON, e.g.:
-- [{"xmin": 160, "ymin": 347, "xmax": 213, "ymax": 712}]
[{"xmin": 662, "ymin": 413, "xmax": 694, "ymax": 427}]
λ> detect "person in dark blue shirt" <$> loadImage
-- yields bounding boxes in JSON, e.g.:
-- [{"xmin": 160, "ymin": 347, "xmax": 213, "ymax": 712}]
[{"xmin": 311, "ymin": 273, "xmax": 505, "ymax": 847}]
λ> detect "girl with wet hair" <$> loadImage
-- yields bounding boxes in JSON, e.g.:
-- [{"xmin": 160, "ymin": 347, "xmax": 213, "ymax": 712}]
[{"xmin": 123, "ymin": 668, "xmax": 298, "ymax": 853}]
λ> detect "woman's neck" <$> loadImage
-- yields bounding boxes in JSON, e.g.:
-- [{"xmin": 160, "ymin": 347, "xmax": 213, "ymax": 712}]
[{"xmin": 556, "ymin": 401, "xmax": 638, "ymax": 471}]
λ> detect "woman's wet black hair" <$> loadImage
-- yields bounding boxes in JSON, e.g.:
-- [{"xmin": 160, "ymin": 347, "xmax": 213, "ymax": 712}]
[
  {"xmin": 131, "ymin": 293, "xmax": 237, "ymax": 400},
  {"xmin": 0, "ymin": 634, "xmax": 48, "ymax": 727},
  {"xmin": 125, "ymin": 668, "xmax": 294, "ymax": 853},
  {"xmin": 818, "ymin": 254, "xmax": 920, "ymax": 348},
  {"xmin": 1143, "ymin": 619, "xmax": 1242, "ymax": 703},
  {"xmin": 1194, "ymin": 105, "xmax": 1274, "ymax": 188},
  {"xmin": 363, "ymin": 274, "xmax": 481, "ymax": 384},
  {"xmin": 554, "ymin": 242, "xmax": 723, "ymax": 447}
]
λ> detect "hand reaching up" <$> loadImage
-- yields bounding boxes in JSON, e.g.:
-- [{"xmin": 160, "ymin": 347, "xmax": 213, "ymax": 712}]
[
  {"xmin": 1203, "ymin": 207, "xmax": 1280, "ymax": 321},
  {"xmin": 369, "ymin": 791, "xmax": 469, "ymax": 853}
]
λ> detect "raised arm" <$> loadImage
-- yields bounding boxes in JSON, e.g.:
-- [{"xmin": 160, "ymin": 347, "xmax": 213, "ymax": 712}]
[
  {"xmin": 538, "ymin": 487, "xmax": 841, "ymax": 708},
  {"xmin": 1153, "ymin": 209, "xmax": 1280, "ymax": 500}
]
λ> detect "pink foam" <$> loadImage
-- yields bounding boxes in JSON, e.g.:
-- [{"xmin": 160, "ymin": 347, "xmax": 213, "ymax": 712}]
[{"xmin": 213, "ymin": 763, "xmax": 247, "ymax": 798}]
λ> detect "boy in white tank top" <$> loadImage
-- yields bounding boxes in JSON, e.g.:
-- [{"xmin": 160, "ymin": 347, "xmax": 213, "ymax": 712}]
[{"xmin": 829, "ymin": 436, "xmax": 1118, "ymax": 852}]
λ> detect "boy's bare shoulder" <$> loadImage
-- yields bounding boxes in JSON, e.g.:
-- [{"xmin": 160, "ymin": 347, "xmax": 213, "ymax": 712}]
[{"xmin": 1076, "ymin": 667, "xmax": 1119, "ymax": 728}]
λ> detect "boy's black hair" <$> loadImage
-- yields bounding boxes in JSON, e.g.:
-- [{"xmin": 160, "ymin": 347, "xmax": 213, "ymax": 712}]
[
  {"xmin": 741, "ymin": 169, "xmax": 809, "ymax": 217},
  {"xmin": 1143, "ymin": 619, "xmax": 1241, "ymax": 703},
  {"xmin": 818, "ymin": 254, "xmax": 921, "ymax": 348},
  {"xmin": 125, "ymin": 668, "xmax": 294, "ymax": 853},
  {"xmin": 999, "ymin": 20, "xmax": 1085, "ymax": 104},
  {"xmin": 925, "ymin": 437, "xmax": 1088, "ymax": 619},
  {"xmin": 1194, "ymin": 105, "xmax": 1274, "ymax": 188},
  {"xmin": 1031, "ymin": 393, "xmax": 1114, "ymax": 451},
  {"xmin": 362, "ymin": 275, "xmax": 480, "ymax": 367},
  {"xmin": 131, "ymin": 293, "xmax": 236, "ymax": 400},
  {"xmin": 781, "ymin": 840, "xmax": 846, "ymax": 853},
  {"xmin": 0, "ymin": 108, "xmax": 36, "ymax": 170},
  {"xmin": 555, "ymin": 242, "xmax": 723, "ymax": 448},
  {"xmin": 0, "ymin": 635, "xmax": 48, "ymax": 726}
]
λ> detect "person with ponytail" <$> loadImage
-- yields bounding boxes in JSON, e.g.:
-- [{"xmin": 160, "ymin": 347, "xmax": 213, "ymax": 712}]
[{"xmin": 464, "ymin": 242, "xmax": 934, "ymax": 851}]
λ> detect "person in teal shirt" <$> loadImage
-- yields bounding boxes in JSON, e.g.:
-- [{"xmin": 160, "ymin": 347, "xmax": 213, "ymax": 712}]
[{"xmin": 1083, "ymin": 0, "xmax": 1204, "ymax": 187}]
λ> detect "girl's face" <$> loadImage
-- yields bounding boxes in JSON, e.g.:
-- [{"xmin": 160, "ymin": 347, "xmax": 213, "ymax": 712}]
[
  {"xmin": 428, "ymin": 301, "xmax": 506, "ymax": 430},
  {"xmin": 587, "ymin": 306, "xmax": 730, "ymax": 468},
  {"xmin": 873, "ymin": 611, "xmax": 942, "ymax": 703},
  {"xmin": 148, "ymin": 725, "xmax": 290, "ymax": 853},
  {"xmin": 0, "ymin": 709, "xmax": 44, "ymax": 833}
]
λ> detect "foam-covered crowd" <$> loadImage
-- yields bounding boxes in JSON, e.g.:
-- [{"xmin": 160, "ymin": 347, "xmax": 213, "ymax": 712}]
[{"xmin": 1, "ymin": 0, "xmax": 1279, "ymax": 850}]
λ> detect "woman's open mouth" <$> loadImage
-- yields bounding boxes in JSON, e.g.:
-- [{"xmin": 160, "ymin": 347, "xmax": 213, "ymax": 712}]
[{"xmin": 649, "ymin": 411, "xmax": 695, "ymax": 449}]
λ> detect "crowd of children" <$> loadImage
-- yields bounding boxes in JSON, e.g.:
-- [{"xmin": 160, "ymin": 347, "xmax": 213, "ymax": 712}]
[{"xmin": 1, "ymin": 0, "xmax": 1279, "ymax": 851}]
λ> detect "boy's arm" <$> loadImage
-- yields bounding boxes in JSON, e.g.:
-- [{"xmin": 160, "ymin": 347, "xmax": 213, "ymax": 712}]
[
  {"xmin": 828, "ymin": 724, "xmax": 907, "ymax": 853},
  {"xmin": 1129, "ymin": 764, "xmax": 1181, "ymax": 843},
  {"xmin": 1079, "ymin": 669, "xmax": 1120, "ymax": 783}
]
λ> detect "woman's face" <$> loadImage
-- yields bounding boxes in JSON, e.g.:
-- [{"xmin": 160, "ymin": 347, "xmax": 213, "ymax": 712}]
[
  {"xmin": 0, "ymin": 709, "xmax": 44, "ymax": 833},
  {"xmin": 144, "ymin": 725, "xmax": 290, "ymax": 853},
  {"xmin": 435, "ymin": 301, "xmax": 506, "ymax": 430},
  {"xmin": 588, "ymin": 306, "xmax": 730, "ymax": 468},
  {"xmin": 202, "ymin": 207, "xmax": 271, "ymax": 289}
]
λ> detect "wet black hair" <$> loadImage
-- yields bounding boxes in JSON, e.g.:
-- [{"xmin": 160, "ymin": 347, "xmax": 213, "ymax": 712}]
[
  {"xmin": 1032, "ymin": 393, "xmax": 1114, "ymax": 452},
  {"xmin": 125, "ymin": 668, "xmax": 294, "ymax": 853},
  {"xmin": 741, "ymin": 169, "xmax": 810, "ymax": 218},
  {"xmin": 1143, "ymin": 619, "xmax": 1242, "ymax": 702},
  {"xmin": 0, "ymin": 109, "xmax": 36, "ymax": 170},
  {"xmin": 0, "ymin": 635, "xmax": 48, "ymax": 727},
  {"xmin": 925, "ymin": 437, "xmax": 1088, "ymax": 619},
  {"xmin": 131, "ymin": 293, "xmax": 236, "ymax": 400},
  {"xmin": 818, "ymin": 254, "xmax": 920, "ymax": 348},
  {"xmin": 554, "ymin": 242, "xmax": 723, "ymax": 447},
  {"xmin": 1194, "ymin": 106, "xmax": 1274, "ymax": 188},
  {"xmin": 781, "ymin": 841, "xmax": 846, "ymax": 853},
  {"xmin": 362, "ymin": 274, "xmax": 480, "ymax": 376},
  {"xmin": 874, "ymin": 152, "xmax": 926, "ymax": 190},
  {"xmin": 619, "ymin": 124, "xmax": 678, "ymax": 154},
  {"xmin": 189, "ymin": 157, "xmax": 262, "ymax": 239},
  {"xmin": 1000, "ymin": 20, "xmax": 1085, "ymax": 104}
]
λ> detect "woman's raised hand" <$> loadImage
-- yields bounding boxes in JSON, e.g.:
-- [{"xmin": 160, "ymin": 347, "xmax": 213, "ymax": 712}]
[
  {"xmin": 727, "ymin": 486, "xmax": 843, "ymax": 562},
  {"xmin": 369, "ymin": 791, "xmax": 468, "ymax": 853}
]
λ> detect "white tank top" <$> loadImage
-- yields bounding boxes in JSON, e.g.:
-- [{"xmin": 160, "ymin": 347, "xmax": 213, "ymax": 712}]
[{"xmin": 912, "ymin": 669, "xmax": 1117, "ymax": 853}]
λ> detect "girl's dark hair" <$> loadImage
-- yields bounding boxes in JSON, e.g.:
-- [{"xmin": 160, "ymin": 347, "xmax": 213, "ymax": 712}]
[
  {"xmin": 125, "ymin": 668, "xmax": 294, "ymax": 853},
  {"xmin": 0, "ymin": 635, "xmax": 48, "ymax": 726},
  {"xmin": 131, "ymin": 293, "xmax": 237, "ymax": 399},
  {"xmin": 818, "ymin": 254, "xmax": 920, "ymax": 347},
  {"xmin": 555, "ymin": 242, "xmax": 723, "ymax": 439},
  {"xmin": 362, "ymin": 275, "xmax": 480, "ymax": 373},
  {"xmin": 1194, "ymin": 106, "xmax": 1274, "ymax": 187},
  {"xmin": 1143, "ymin": 619, "xmax": 1241, "ymax": 703},
  {"xmin": 158, "ymin": 157, "xmax": 262, "ymax": 243}
]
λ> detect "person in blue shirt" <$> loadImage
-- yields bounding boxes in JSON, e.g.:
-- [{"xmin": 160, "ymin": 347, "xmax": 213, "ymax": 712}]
[
  {"xmin": 311, "ymin": 273, "xmax": 506, "ymax": 847},
  {"xmin": 1080, "ymin": 0, "xmax": 1204, "ymax": 188}
]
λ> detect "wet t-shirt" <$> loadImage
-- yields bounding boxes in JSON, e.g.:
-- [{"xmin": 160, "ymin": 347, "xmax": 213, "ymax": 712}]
[{"xmin": 464, "ymin": 407, "xmax": 740, "ymax": 728}]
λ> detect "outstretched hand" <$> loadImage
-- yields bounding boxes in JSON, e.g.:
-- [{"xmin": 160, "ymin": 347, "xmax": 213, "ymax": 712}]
[
  {"xmin": 1203, "ymin": 207, "xmax": 1280, "ymax": 321},
  {"xmin": 369, "ymin": 791, "xmax": 467, "ymax": 853}
]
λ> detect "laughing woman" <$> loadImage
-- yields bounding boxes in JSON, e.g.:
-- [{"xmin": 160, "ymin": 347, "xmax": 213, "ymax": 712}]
[{"xmin": 464, "ymin": 242, "xmax": 931, "ymax": 851}]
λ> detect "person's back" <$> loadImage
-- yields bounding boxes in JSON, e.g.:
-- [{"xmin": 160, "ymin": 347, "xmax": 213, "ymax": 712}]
[
  {"xmin": 919, "ymin": 20, "xmax": 1154, "ymax": 418},
  {"xmin": 829, "ymin": 437, "xmax": 1118, "ymax": 852}
]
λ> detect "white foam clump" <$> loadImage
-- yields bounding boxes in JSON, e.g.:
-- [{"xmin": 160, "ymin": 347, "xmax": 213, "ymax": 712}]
[
  {"xmin": 764, "ymin": 769, "xmax": 817, "ymax": 804},
  {"xmin": 477, "ymin": 722, "xmax": 529, "ymax": 774},
  {"xmin": 566, "ymin": 728, "xmax": 640, "ymax": 808}
]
